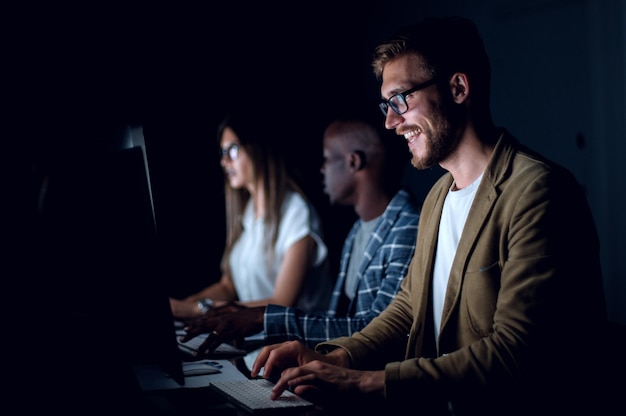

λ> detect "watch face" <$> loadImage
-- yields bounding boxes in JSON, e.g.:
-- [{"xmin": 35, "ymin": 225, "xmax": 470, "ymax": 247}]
[{"xmin": 198, "ymin": 299, "xmax": 213, "ymax": 313}]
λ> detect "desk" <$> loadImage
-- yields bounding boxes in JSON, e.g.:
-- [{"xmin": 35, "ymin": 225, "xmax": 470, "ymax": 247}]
[
  {"xmin": 132, "ymin": 357, "xmax": 323, "ymax": 415},
  {"xmin": 46, "ymin": 343, "xmax": 375, "ymax": 416},
  {"xmin": 133, "ymin": 358, "xmax": 248, "ymax": 390},
  {"xmin": 131, "ymin": 357, "xmax": 242, "ymax": 414}
]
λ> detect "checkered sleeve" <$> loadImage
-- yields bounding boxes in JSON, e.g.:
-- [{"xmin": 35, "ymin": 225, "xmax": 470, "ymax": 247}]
[{"xmin": 264, "ymin": 190, "xmax": 420, "ymax": 349}]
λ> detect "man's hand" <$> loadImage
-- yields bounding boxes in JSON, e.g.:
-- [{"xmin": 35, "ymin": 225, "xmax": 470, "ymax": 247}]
[
  {"xmin": 180, "ymin": 303, "xmax": 265, "ymax": 357},
  {"xmin": 251, "ymin": 340, "xmax": 325, "ymax": 380},
  {"xmin": 272, "ymin": 359, "xmax": 384, "ymax": 403},
  {"xmin": 251, "ymin": 340, "xmax": 385, "ymax": 404}
]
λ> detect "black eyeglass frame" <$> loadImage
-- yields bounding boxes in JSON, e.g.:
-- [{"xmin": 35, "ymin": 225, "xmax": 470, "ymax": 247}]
[
  {"xmin": 379, "ymin": 78, "xmax": 438, "ymax": 116},
  {"xmin": 220, "ymin": 143, "xmax": 239, "ymax": 161}
]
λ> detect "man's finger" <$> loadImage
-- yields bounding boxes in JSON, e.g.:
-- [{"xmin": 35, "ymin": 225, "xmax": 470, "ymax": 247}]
[{"xmin": 196, "ymin": 330, "xmax": 221, "ymax": 357}]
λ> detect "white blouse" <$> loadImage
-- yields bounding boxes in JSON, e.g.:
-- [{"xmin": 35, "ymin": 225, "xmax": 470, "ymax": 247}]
[{"xmin": 228, "ymin": 191, "xmax": 332, "ymax": 312}]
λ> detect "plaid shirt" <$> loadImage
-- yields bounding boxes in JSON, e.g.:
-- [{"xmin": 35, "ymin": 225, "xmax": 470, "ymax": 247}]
[{"xmin": 265, "ymin": 189, "xmax": 420, "ymax": 348}]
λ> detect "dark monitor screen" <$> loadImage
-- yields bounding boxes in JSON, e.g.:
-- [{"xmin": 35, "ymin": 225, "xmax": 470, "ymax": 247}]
[{"xmin": 40, "ymin": 125, "xmax": 184, "ymax": 390}]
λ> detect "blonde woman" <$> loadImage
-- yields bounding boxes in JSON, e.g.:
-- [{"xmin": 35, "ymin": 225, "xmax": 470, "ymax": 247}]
[{"xmin": 170, "ymin": 112, "xmax": 332, "ymax": 320}]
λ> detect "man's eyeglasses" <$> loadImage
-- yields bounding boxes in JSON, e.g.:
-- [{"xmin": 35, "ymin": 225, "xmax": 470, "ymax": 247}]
[
  {"xmin": 220, "ymin": 143, "xmax": 239, "ymax": 161},
  {"xmin": 379, "ymin": 78, "xmax": 437, "ymax": 116}
]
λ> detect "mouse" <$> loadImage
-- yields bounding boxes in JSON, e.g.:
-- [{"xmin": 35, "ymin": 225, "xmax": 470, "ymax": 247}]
[{"xmin": 182, "ymin": 362, "xmax": 221, "ymax": 377}]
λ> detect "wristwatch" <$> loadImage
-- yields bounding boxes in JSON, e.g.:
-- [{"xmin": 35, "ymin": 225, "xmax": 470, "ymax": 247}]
[{"xmin": 197, "ymin": 298, "xmax": 213, "ymax": 314}]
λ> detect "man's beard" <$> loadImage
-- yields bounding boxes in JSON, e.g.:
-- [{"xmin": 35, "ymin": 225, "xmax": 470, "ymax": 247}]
[{"xmin": 411, "ymin": 98, "xmax": 464, "ymax": 170}]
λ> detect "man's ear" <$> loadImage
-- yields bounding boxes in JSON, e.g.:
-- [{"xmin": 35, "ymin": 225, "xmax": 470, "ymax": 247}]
[
  {"xmin": 450, "ymin": 72, "xmax": 469, "ymax": 103},
  {"xmin": 352, "ymin": 150, "xmax": 367, "ymax": 170}
]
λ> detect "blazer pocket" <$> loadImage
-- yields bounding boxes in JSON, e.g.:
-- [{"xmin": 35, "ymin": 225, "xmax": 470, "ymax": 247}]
[{"xmin": 463, "ymin": 261, "xmax": 500, "ymax": 336}]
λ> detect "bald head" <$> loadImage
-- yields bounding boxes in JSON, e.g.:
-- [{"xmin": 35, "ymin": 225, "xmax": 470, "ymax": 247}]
[
  {"xmin": 321, "ymin": 118, "xmax": 407, "ymax": 221},
  {"xmin": 323, "ymin": 120, "xmax": 385, "ymax": 172}
]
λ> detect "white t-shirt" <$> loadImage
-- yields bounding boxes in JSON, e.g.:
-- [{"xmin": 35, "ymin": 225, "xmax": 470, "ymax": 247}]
[
  {"xmin": 432, "ymin": 174, "xmax": 483, "ymax": 345},
  {"xmin": 229, "ymin": 191, "xmax": 332, "ymax": 312}
]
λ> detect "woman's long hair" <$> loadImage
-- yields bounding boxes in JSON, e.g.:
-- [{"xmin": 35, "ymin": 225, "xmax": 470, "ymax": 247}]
[{"xmin": 216, "ymin": 113, "xmax": 306, "ymax": 274}]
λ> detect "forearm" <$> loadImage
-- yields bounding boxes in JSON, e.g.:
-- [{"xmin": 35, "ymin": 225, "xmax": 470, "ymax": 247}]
[{"xmin": 264, "ymin": 305, "xmax": 382, "ymax": 349}]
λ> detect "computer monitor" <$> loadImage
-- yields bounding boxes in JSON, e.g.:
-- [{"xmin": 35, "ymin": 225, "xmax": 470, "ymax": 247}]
[{"xmin": 42, "ymin": 124, "xmax": 184, "ymax": 385}]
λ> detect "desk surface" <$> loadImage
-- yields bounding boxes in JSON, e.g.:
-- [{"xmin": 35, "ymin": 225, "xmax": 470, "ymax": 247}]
[
  {"xmin": 46, "ymin": 353, "xmax": 387, "ymax": 416},
  {"xmin": 133, "ymin": 358, "xmax": 248, "ymax": 391},
  {"xmin": 132, "ymin": 357, "xmax": 329, "ymax": 416}
]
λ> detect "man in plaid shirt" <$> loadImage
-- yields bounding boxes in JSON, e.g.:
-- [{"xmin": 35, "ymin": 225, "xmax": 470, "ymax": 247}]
[{"xmin": 181, "ymin": 117, "xmax": 426, "ymax": 353}]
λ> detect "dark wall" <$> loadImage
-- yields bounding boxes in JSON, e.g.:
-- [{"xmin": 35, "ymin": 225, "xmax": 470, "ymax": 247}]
[{"xmin": 20, "ymin": 4, "xmax": 386, "ymax": 297}]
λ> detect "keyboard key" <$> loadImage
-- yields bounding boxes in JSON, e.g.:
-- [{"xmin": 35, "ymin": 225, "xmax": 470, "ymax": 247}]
[{"xmin": 209, "ymin": 378, "xmax": 314, "ymax": 414}]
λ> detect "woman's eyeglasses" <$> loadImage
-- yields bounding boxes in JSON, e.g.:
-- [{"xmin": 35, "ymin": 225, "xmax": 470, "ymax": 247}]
[{"xmin": 220, "ymin": 143, "xmax": 239, "ymax": 161}]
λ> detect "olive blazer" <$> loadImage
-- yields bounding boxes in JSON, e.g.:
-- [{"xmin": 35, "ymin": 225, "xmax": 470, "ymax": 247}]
[{"xmin": 317, "ymin": 129, "xmax": 607, "ymax": 416}]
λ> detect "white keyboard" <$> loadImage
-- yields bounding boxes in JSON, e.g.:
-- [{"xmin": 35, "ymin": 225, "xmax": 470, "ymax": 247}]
[{"xmin": 209, "ymin": 378, "xmax": 314, "ymax": 414}]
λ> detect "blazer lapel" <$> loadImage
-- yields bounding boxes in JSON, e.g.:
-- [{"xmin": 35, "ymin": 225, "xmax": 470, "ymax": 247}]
[{"xmin": 439, "ymin": 130, "xmax": 511, "ymax": 342}]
